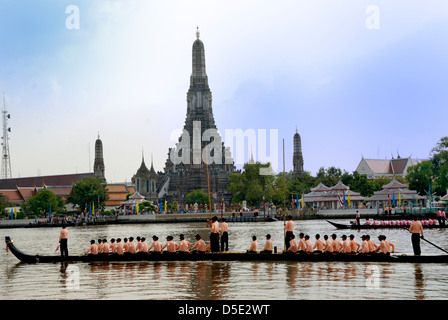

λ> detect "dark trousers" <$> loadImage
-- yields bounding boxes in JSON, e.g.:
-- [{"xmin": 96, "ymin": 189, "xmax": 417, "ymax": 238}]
[
  {"xmin": 411, "ymin": 233, "xmax": 421, "ymax": 255},
  {"xmin": 221, "ymin": 232, "xmax": 228, "ymax": 251},
  {"xmin": 285, "ymin": 231, "xmax": 294, "ymax": 249},
  {"xmin": 210, "ymin": 233, "xmax": 219, "ymax": 252},
  {"xmin": 60, "ymin": 239, "xmax": 68, "ymax": 257}
]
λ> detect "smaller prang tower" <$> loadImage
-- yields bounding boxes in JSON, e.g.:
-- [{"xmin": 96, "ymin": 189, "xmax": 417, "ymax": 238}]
[
  {"xmin": 93, "ymin": 133, "xmax": 106, "ymax": 183},
  {"xmin": 292, "ymin": 128, "xmax": 304, "ymax": 178}
]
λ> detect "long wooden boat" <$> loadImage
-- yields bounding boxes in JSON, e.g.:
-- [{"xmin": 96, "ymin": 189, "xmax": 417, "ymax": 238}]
[
  {"xmin": 327, "ymin": 220, "xmax": 448, "ymax": 230},
  {"xmin": 5, "ymin": 236, "xmax": 448, "ymax": 264}
]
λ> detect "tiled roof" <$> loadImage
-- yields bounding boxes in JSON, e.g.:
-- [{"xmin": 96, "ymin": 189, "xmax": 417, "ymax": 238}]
[
  {"xmin": 360, "ymin": 157, "xmax": 420, "ymax": 175},
  {"xmin": 364, "ymin": 159, "xmax": 392, "ymax": 174},
  {"xmin": 0, "ymin": 175, "xmax": 135, "ymax": 207},
  {"xmin": 310, "ymin": 182, "xmax": 331, "ymax": 192},
  {"xmin": 382, "ymin": 179, "xmax": 408, "ymax": 190},
  {"xmin": 17, "ymin": 187, "xmax": 36, "ymax": 200},
  {"xmin": 105, "ymin": 200, "xmax": 124, "ymax": 206},
  {"xmin": 330, "ymin": 180, "xmax": 349, "ymax": 191},
  {"xmin": 0, "ymin": 190, "xmax": 23, "ymax": 201},
  {"xmin": 108, "ymin": 193, "xmax": 128, "ymax": 200},
  {"xmin": 0, "ymin": 173, "xmax": 93, "ymax": 189},
  {"xmin": 106, "ymin": 184, "xmax": 129, "ymax": 193},
  {"xmin": 390, "ymin": 159, "xmax": 408, "ymax": 174}
]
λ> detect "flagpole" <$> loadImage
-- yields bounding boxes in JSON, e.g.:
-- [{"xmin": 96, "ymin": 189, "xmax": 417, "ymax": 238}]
[
  {"xmin": 282, "ymin": 139, "xmax": 287, "ymax": 251},
  {"xmin": 205, "ymin": 144, "xmax": 212, "ymax": 219},
  {"xmin": 263, "ymin": 196, "xmax": 265, "ymax": 219}
]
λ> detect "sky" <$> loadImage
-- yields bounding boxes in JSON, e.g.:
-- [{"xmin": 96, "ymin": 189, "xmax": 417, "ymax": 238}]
[{"xmin": 0, "ymin": 0, "xmax": 447, "ymax": 183}]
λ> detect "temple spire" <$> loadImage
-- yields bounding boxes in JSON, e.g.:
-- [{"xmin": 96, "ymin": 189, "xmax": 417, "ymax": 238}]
[
  {"xmin": 191, "ymin": 27, "xmax": 207, "ymax": 80},
  {"xmin": 93, "ymin": 134, "xmax": 106, "ymax": 183},
  {"xmin": 196, "ymin": 26, "xmax": 200, "ymax": 39}
]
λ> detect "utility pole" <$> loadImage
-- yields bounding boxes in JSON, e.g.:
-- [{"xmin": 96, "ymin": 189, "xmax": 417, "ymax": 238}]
[{"xmin": 1, "ymin": 93, "xmax": 12, "ymax": 179}]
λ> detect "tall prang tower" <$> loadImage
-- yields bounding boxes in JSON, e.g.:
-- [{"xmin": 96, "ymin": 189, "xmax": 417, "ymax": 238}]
[
  {"xmin": 93, "ymin": 133, "xmax": 106, "ymax": 183},
  {"xmin": 292, "ymin": 128, "xmax": 304, "ymax": 178},
  {"xmin": 157, "ymin": 28, "xmax": 236, "ymax": 203}
]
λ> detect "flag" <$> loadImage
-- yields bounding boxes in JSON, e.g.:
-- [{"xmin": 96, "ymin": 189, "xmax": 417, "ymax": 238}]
[
  {"xmin": 392, "ymin": 192, "xmax": 396, "ymax": 206},
  {"xmin": 89, "ymin": 202, "xmax": 92, "ymax": 216},
  {"xmin": 301, "ymin": 195, "xmax": 304, "ymax": 209},
  {"xmin": 291, "ymin": 195, "xmax": 294, "ymax": 205},
  {"xmin": 337, "ymin": 194, "xmax": 344, "ymax": 207},
  {"xmin": 10, "ymin": 208, "xmax": 13, "ymax": 220},
  {"xmin": 136, "ymin": 202, "xmax": 139, "ymax": 214},
  {"xmin": 398, "ymin": 193, "xmax": 401, "ymax": 206},
  {"xmin": 296, "ymin": 195, "xmax": 299, "ymax": 209},
  {"xmin": 164, "ymin": 200, "xmax": 167, "ymax": 212},
  {"xmin": 347, "ymin": 193, "xmax": 351, "ymax": 207},
  {"xmin": 49, "ymin": 204, "xmax": 52, "ymax": 218},
  {"xmin": 387, "ymin": 193, "xmax": 392, "ymax": 204},
  {"xmin": 92, "ymin": 202, "xmax": 95, "ymax": 216},
  {"xmin": 13, "ymin": 206, "xmax": 17, "ymax": 219}
]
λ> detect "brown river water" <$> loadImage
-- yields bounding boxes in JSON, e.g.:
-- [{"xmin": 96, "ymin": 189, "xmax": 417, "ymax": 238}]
[{"xmin": 1, "ymin": 219, "xmax": 448, "ymax": 300}]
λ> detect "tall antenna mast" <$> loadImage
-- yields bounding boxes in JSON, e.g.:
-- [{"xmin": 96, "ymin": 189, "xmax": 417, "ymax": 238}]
[{"xmin": 1, "ymin": 93, "xmax": 12, "ymax": 179}]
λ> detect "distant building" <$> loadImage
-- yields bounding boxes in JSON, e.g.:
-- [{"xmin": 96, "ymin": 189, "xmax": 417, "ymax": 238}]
[
  {"xmin": 157, "ymin": 29, "xmax": 237, "ymax": 203},
  {"xmin": 105, "ymin": 183, "xmax": 135, "ymax": 209},
  {"xmin": 292, "ymin": 128, "xmax": 304, "ymax": 178},
  {"xmin": 0, "ymin": 172, "xmax": 94, "ymax": 207},
  {"xmin": 0, "ymin": 134, "xmax": 114, "ymax": 210},
  {"xmin": 367, "ymin": 179, "xmax": 426, "ymax": 207},
  {"xmin": 93, "ymin": 134, "xmax": 106, "ymax": 183},
  {"xmin": 303, "ymin": 180, "xmax": 364, "ymax": 210},
  {"xmin": 355, "ymin": 155, "xmax": 420, "ymax": 179},
  {"xmin": 131, "ymin": 154, "xmax": 158, "ymax": 203}
]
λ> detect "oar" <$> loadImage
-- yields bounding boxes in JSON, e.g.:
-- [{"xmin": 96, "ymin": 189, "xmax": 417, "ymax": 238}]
[{"xmin": 404, "ymin": 227, "xmax": 448, "ymax": 255}]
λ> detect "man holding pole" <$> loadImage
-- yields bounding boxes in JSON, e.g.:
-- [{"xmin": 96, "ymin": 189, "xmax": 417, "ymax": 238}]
[
  {"xmin": 59, "ymin": 225, "xmax": 69, "ymax": 258},
  {"xmin": 284, "ymin": 215, "xmax": 294, "ymax": 250},
  {"xmin": 409, "ymin": 216, "xmax": 424, "ymax": 255},
  {"xmin": 209, "ymin": 216, "xmax": 220, "ymax": 252},
  {"xmin": 220, "ymin": 218, "xmax": 229, "ymax": 252}
]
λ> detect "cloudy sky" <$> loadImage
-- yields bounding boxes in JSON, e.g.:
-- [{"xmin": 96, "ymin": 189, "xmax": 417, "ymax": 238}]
[{"xmin": 0, "ymin": 0, "xmax": 447, "ymax": 182}]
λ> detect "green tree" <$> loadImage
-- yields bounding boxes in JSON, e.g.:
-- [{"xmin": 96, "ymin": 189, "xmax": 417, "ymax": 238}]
[
  {"xmin": 0, "ymin": 193, "xmax": 11, "ymax": 217},
  {"xmin": 406, "ymin": 136, "xmax": 448, "ymax": 197},
  {"xmin": 349, "ymin": 171, "xmax": 380, "ymax": 197},
  {"xmin": 21, "ymin": 189, "xmax": 64, "ymax": 215},
  {"xmin": 67, "ymin": 177, "xmax": 109, "ymax": 212},
  {"xmin": 315, "ymin": 166, "xmax": 344, "ymax": 187},
  {"xmin": 406, "ymin": 160, "xmax": 434, "ymax": 196},
  {"xmin": 227, "ymin": 162, "xmax": 276, "ymax": 206},
  {"xmin": 185, "ymin": 189, "xmax": 212, "ymax": 205},
  {"xmin": 286, "ymin": 171, "xmax": 315, "ymax": 198}
]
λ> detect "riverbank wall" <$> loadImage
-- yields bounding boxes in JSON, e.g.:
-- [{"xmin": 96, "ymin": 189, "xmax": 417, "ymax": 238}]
[{"xmin": 0, "ymin": 208, "xmax": 382, "ymax": 229}]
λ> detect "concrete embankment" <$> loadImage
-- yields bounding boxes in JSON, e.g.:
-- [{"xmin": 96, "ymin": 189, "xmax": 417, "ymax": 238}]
[{"xmin": 0, "ymin": 209, "xmax": 380, "ymax": 229}]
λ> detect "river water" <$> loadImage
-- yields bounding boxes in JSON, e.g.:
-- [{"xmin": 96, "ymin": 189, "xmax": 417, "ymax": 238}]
[{"xmin": 1, "ymin": 219, "xmax": 448, "ymax": 300}]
